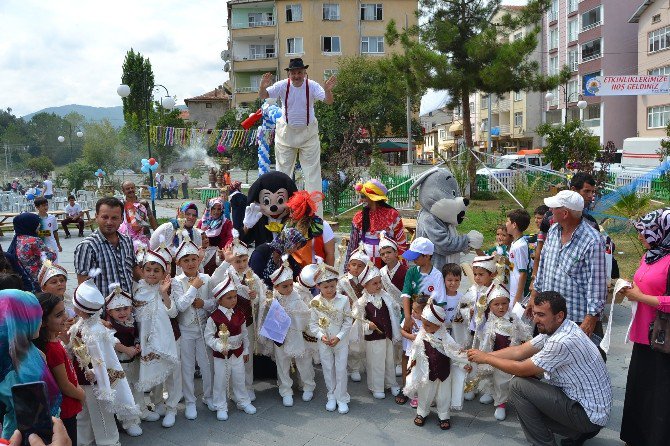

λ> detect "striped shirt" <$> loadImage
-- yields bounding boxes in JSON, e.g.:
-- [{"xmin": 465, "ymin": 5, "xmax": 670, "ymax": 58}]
[
  {"xmin": 530, "ymin": 319, "xmax": 612, "ymax": 426},
  {"xmin": 74, "ymin": 230, "xmax": 135, "ymax": 296},
  {"xmin": 534, "ymin": 219, "xmax": 606, "ymax": 322}
]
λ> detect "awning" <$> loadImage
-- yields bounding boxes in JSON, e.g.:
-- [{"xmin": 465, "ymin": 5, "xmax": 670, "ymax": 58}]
[
  {"xmin": 449, "ymin": 122, "xmax": 463, "ymax": 133},
  {"xmin": 377, "ymin": 140, "xmax": 414, "ymax": 153}
]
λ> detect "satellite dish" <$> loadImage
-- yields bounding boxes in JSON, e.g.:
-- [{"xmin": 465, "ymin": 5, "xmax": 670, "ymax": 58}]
[
  {"xmin": 224, "ymin": 62, "xmax": 231, "ymax": 72},
  {"xmin": 221, "ymin": 50, "xmax": 231, "ymax": 61}
]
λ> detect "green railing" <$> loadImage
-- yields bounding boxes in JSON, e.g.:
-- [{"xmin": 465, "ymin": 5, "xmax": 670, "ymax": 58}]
[{"xmin": 323, "ymin": 174, "xmax": 418, "ymax": 215}]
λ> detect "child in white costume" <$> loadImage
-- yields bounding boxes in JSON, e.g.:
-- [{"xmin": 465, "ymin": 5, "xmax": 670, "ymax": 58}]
[
  {"xmin": 133, "ymin": 248, "xmax": 181, "ymax": 427},
  {"xmin": 474, "ymin": 283, "xmax": 532, "ymax": 421},
  {"xmin": 68, "ymin": 273, "xmax": 141, "ymax": 446},
  {"xmin": 295, "ymin": 261, "xmax": 321, "ymax": 365},
  {"xmin": 404, "ymin": 301, "xmax": 468, "ymax": 431},
  {"xmin": 258, "ymin": 260, "xmax": 316, "ymax": 407},
  {"xmin": 352, "ymin": 263, "xmax": 401, "ymax": 399},
  {"xmin": 309, "ymin": 263, "xmax": 353, "ymax": 414},
  {"xmin": 204, "ymin": 271, "xmax": 257, "ymax": 421}
]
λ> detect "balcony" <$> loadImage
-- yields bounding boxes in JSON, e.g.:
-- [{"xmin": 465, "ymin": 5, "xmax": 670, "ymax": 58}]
[
  {"xmin": 581, "ymin": 21, "xmax": 601, "ymax": 32},
  {"xmin": 498, "ymin": 124, "xmax": 511, "ymax": 136},
  {"xmin": 231, "ymin": 19, "xmax": 275, "ymax": 30},
  {"xmin": 235, "ymin": 86, "xmax": 258, "ymax": 93},
  {"xmin": 233, "ymin": 57, "xmax": 277, "ymax": 71},
  {"xmin": 498, "ymin": 99, "xmax": 510, "ymax": 111}
]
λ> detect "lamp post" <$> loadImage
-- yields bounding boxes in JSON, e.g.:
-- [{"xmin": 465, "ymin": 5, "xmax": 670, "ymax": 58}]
[
  {"xmin": 117, "ymin": 79, "xmax": 175, "ymax": 217},
  {"xmin": 58, "ymin": 125, "xmax": 83, "ymax": 163},
  {"xmin": 545, "ymin": 86, "xmax": 587, "ymax": 125}
]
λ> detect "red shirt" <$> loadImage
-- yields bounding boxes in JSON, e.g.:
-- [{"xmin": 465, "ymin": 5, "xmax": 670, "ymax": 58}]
[{"xmin": 45, "ymin": 340, "xmax": 82, "ymax": 419}]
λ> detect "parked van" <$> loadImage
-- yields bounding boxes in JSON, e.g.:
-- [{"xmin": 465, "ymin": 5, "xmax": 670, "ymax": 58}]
[
  {"xmin": 621, "ymin": 137, "xmax": 665, "ymax": 171},
  {"xmin": 476, "ymin": 149, "xmax": 550, "ymax": 176}
]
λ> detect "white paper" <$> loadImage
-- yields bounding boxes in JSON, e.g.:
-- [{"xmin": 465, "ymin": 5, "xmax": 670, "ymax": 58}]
[
  {"xmin": 259, "ymin": 299, "xmax": 291, "ymax": 344},
  {"xmin": 600, "ymin": 279, "xmax": 632, "ymax": 354},
  {"xmin": 511, "ymin": 302, "xmax": 526, "ymax": 321}
]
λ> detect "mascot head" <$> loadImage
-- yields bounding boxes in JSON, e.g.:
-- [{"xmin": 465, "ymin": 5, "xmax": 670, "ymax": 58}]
[
  {"xmin": 247, "ymin": 171, "xmax": 298, "ymax": 220},
  {"xmin": 409, "ymin": 167, "xmax": 469, "ymax": 226}
]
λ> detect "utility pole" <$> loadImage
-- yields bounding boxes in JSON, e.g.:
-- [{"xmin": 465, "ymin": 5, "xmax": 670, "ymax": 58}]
[{"xmin": 404, "ymin": 13, "xmax": 413, "ymax": 175}]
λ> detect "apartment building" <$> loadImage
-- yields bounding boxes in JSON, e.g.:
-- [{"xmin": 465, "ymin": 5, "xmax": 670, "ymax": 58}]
[
  {"xmin": 226, "ymin": 0, "xmax": 417, "ymax": 108},
  {"xmin": 543, "ymin": 0, "xmax": 638, "ymax": 147},
  {"xmin": 629, "ymin": 0, "xmax": 670, "ymax": 138}
]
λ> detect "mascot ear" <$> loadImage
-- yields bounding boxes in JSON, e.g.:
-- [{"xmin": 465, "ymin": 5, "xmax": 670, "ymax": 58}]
[{"xmin": 409, "ymin": 167, "xmax": 440, "ymax": 194}]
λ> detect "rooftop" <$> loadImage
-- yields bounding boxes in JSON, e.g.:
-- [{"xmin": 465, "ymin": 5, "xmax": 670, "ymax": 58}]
[{"xmin": 184, "ymin": 87, "xmax": 231, "ymax": 103}]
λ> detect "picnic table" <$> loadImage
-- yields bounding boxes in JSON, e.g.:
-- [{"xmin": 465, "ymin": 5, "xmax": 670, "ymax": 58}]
[{"xmin": 0, "ymin": 209, "xmax": 95, "ymax": 236}]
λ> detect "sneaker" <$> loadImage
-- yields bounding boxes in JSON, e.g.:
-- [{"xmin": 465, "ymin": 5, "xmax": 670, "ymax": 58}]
[
  {"xmin": 350, "ymin": 371, "xmax": 361, "ymax": 382},
  {"xmin": 494, "ymin": 406, "xmax": 506, "ymax": 421},
  {"xmin": 390, "ymin": 386, "xmax": 401, "ymax": 397},
  {"xmin": 282, "ymin": 395, "xmax": 294, "ymax": 407},
  {"xmin": 240, "ymin": 404, "xmax": 257, "ymax": 415},
  {"xmin": 248, "ymin": 389, "xmax": 256, "ymax": 402},
  {"xmin": 463, "ymin": 391, "xmax": 476, "ymax": 401},
  {"xmin": 162, "ymin": 411, "xmax": 176, "ymax": 428},
  {"xmin": 337, "ymin": 402, "xmax": 349, "ymax": 414},
  {"xmin": 373, "ymin": 392, "xmax": 386, "ymax": 399},
  {"xmin": 410, "ymin": 398, "xmax": 418, "ymax": 408},
  {"xmin": 302, "ymin": 391, "xmax": 314, "ymax": 402},
  {"xmin": 64, "ymin": 234, "xmax": 71, "ymax": 239},
  {"xmin": 216, "ymin": 410, "xmax": 228, "ymax": 421},
  {"xmin": 154, "ymin": 403, "xmax": 167, "ymax": 417},
  {"xmin": 206, "ymin": 399, "xmax": 217, "ymax": 412},
  {"xmin": 125, "ymin": 424, "xmax": 143, "ymax": 437},
  {"xmin": 141, "ymin": 410, "xmax": 160, "ymax": 422},
  {"xmin": 326, "ymin": 399, "xmax": 337, "ymax": 412},
  {"xmin": 184, "ymin": 403, "xmax": 197, "ymax": 420},
  {"xmin": 395, "ymin": 365, "xmax": 402, "ymax": 377},
  {"xmin": 479, "ymin": 394, "xmax": 493, "ymax": 405}
]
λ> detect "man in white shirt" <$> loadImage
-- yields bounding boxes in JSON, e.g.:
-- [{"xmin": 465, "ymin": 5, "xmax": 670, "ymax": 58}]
[
  {"xmin": 259, "ymin": 58, "xmax": 336, "ymax": 216},
  {"xmin": 43, "ymin": 175, "xmax": 54, "ymax": 199},
  {"xmin": 62, "ymin": 194, "xmax": 85, "ymax": 238}
]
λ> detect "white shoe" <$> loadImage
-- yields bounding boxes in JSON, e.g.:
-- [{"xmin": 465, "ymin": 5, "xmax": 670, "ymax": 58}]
[
  {"xmin": 373, "ymin": 392, "xmax": 386, "ymax": 399},
  {"xmin": 463, "ymin": 391, "xmax": 476, "ymax": 401},
  {"xmin": 248, "ymin": 389, "xmax": 256, "ymax": 402},
  {"xmin": 162, "ymin": 411, "xmax": 176, "ymax": 428},
  {"xmin": 216, "ymin": 410, "xmax": 228, "ymax": 421},
  {"xmin": 395, "ymin": 365, "xmax": 402, "ymax": 377},
  {"xmin": 154, "ymin": 403, "xmax": 167, "ymax": 417},
  {"xmin": 282, "ymin": 395, "xmax": 294, "ymax": 407},
  {"xmin": 185, "ymin": 403, "xmax": 197, "ymax": 420},
  {"xmin": 206, "ymin": 400, "xmax": 217, "ymax": 412},
  {"xmin": 479, "ymin": 393, "xmax": 494, "ymax": 405},
  {"xmin": 141, "ymin": 410, "xmax": 161, "ymax": 422},
  {"xmin": 337, "ymin": 402, "xmax": 349, "ymax": 414},
  {"xmin": 302, "ymin": 391, "xmax": 314, "ymax": 402},
  {"xmin": 326, "ymin": 399, "xmax": 337, "ymax": 412},
  {"xmin": 125, "ymin": 424, "xmax": 143, "ymax": 437},
  {"xmin": 494, "ymin": 406, "xmax": 506, "ymax": 421},
  {"xmin": 350, "ymin": 371, "xmax": 361, "ymax": 382},
  {"xmin": 241, "ymin": 404, "xmax": 257, "ymax": 415},
  {"xmin": 390, "ymin": 386, "xmax": 401, "ymax": 397}
]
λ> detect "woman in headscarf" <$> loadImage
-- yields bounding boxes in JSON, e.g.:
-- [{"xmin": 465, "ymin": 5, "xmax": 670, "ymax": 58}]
[
  {"xmin": 620, "ymin": 208, "xmax": 670, "ymax": 446},
  {"xmin": 228, "ymin": 181, "xmax": 247, "ymax": 234},
  {"xmin": 285, "ymin": 190, "xmax": 335, "ymax": 268},
  {"xmin": 197, "ymin": 197, "xmax": 233, "ymax": 253},
  {"xmin": 0, "ymin": 289, "xmax": 61, "ymax": 439},
  {"xmin": 345, "ymin": 179, "xmax": 407, "ymax": 268},
  {"xmin": 6, "ymin": 213, "xmax": 56, "ymax": 292},
  {"xmin": 249, "ymin": 227, "xmax": 307, "ymax": 289}
]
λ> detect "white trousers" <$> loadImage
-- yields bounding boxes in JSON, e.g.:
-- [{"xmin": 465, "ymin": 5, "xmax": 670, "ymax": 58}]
[
  {"xmin": 417, "ymin": 377, "xmax": 452, "ymax": 420},
  {"xmin": 347, "ymin": 343, "xmax": 364, "ymax": 373},
  {"xmin": 179, "ymin": 324, "xmax": 213, "ymax": 405},
  {"xmin": 273, "ymin": 344, "xmax": 316, "ymax": 397},
  {"xmin": 275, "ymin": 120, "xmax": 323, "ymax": 216},
  {"xmin": 212, "ymin": 355, "xmax": 250, "ymax": 411},
  {"xmin": 492, "ymin": 368, "xmax": 512, "ymax": 406},
  {"xmin": 318, "ymin": 340, "xmax": 350, "ymax": 404},
  {"xmin": 449, "ymin": 364, "xmax": 469, "ymax": 410},
  {"xmin": 151, "ymin": 338, "xmax": 183, "ymax": 411},
  {"xmin": 120, "ymin": 361, "xmax": 142, "ymax": 428},
  {"xmin": 245, "ymin": 324, "xmax": 255, "ymax": 392},
  {"xmin": 76, "ymin": 385, "xmax": 120, "ymax": 446},
  {"xmin": 365, "ymin": 339, "xmax": 398, "ymax": 393}
]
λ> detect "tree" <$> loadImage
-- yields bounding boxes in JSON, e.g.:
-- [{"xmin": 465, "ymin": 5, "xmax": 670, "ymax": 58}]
[
  {"xmin": 536, "ymin": 120, "xmax": 600, "ymax": 171},
  {"xmin": 81, "ymin": 119, "xmax": 123, "ymax": 172},
  {"xmin": 386, "ymin": 0, "xmax": 558, "ymax": 195},
  {"xmin": 63, "ymin": 159, "xmax": 94, "ymax": 192},
  {"xmin": 26, "ymin": 156, "xmax": 54, "ymax": 176},
  {"xmin": 120, "ymin": 49, "xmax": 154, "ymax": 140}
]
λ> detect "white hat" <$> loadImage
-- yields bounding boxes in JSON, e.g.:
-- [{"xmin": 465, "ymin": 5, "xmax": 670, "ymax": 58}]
[
  {"xmin": 359, "ymin": 262, "xmax": 381, "ymax": 286},
  {"xmin": 105, "ymin": 283, "xmax": 133, "ymax": 310},
  {"xmin": 402, "ymin": 237, "xmax": 434, "ymax": 261},
  {"xmin": 544, "ymin": 190, "xmax": 584, "ymax": 212},
  {"xmin": 231, "ymin": 229, "xmax": 249, "ymax": 257},
  {"xmin": 298, "ymin": 261, "xmax": 319, "ymax": 288},
  {"xmin": 175, "ymin": 232, "xmax": 200, "ymax": 261},
  {"xmin": 378, "ymin": 230, "xmax": 398, "ymax": 251},
  {"xmin": 38, "ymin": 259, "xmax": 68, "ymax": 288},
  {"xmin": 314, "ymin": 262, "xmax": 339, "ymax": 284},
  {"xmin": 72, "ymin": 269, "xmax": 104, "ymax": 314},
  {"xmin": 349, "ymin": 242, "xmax": 371, "ymax": 265},
  {"xmin": 486, "ymin": 283, "xmax": 510, "ymax": 306},
  {"xmin": 143, "ymin": 249, "xmax": 171, "ymax": 271},
  {"xmin": 421, "ymin": 300, "xmax": 446, "ymax": 326},
  {"xmin": 212, "ymin": 271, "xmax": 238, "ymax": 301},
  {"xmin": 270, "ymin": 257, "xmax": 294, "ymax": 285},
  {"xmin": 472, "ymin": 255, "xmax": 497, "ymax": 273}
]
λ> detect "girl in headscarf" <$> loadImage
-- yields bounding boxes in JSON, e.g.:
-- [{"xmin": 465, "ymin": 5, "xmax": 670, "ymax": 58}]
[
  {"xmin": 0, "ymin": 289, "xmax": 61, "ymax": 439},
  {"xmin": 228, "ymin": 181, "xmax": 247, "ymax": 234},
  {"xmin": 621, "ymin": 208, "xmax": 670, "ymax": 446},
  {"xmin": 6, "ymin": 213, "xmax": 56, "ymax": 292},
  {"xmin": 285, "ymin": 191, "xmax": 336, "ymax": 268},
  {"xmin": 197, "ymin": 197, "xmax": 233, "ymax": 252},
  {"xmin": 249, "ymin": 227, "xmax": 307, "ymax": 289},
  {"xmin": 345, "ymin": 179, "xmax": 407, "ymax": 268}
]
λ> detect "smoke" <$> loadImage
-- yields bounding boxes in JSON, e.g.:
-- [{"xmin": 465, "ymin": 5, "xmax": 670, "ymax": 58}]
[{"xmin": 179, "ymin": 133, "xmax": 219, "ymax": 168}]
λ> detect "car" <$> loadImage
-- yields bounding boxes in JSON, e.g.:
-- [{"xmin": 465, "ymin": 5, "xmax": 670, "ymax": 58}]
[{"xmin": 476, "ymin": 149, "xmax": 550, "ymax": 177}]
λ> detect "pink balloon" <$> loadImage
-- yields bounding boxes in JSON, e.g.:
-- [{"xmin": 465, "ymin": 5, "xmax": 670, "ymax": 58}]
[{"xmin": 217, "ymin": 144, "xmax": 226, "ymax": 153}]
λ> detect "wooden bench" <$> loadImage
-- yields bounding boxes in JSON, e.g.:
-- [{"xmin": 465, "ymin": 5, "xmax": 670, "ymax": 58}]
[
  {"xmin": 402, "ymin": 218, "xmax": 417, "ymax": 240},
  {"xmin": 55, "ymin": 209, "xmax": 96, "ymax": 232}
]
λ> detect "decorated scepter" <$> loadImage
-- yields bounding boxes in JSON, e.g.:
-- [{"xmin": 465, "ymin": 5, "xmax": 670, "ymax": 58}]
[
  {"xmin": 218, "ymin": 324, "xmax": 230, "ymax": 354},
  {"xmin": 336, "ymin": 238, "xmax": 348, "ymax": 273}
]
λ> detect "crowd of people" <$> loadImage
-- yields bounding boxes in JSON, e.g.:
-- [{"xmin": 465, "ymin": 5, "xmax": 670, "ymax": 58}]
[{"xmin": 0, "ymin": 171, "xmax": 665, "ymax": 446}]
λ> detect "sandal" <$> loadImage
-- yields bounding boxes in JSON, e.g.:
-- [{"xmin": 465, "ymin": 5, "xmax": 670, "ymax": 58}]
[
  {"xmin": 439, "ymin": 419, "xmax": 451, "ymax": 430},
  {"xmin": 395, "ymin": 393, "xmax": 409, "ymax": 405},
  {"xmin": 414, "ymin": 415, "xmax": 425, "ymax": 427}
]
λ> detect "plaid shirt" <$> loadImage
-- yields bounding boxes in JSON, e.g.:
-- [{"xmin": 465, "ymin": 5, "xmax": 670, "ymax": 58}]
[
  {"xmin": 534, "ymin": 219, "xmax": 606, "ymax": 322},
  {"xmin": 74, "ymin": 230, "xmax": 135, "ymax": 297}
]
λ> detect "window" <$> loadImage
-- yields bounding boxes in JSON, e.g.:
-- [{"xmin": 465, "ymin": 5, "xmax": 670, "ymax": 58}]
[
  {"xmin": 549, "ymin": 0, "xmax": 558, "ymax": 21},
  {"xmin": 205, "ymin": 103, "xmax": 212, "ymax": 109},
  {"xmin": 513, "ymin": 32, "xmax": 523, "ymax": 41},
  {"xmin": 514, "ymin": 91, "xmax": 522, "ymax": 101},
  {"xmin": 649, "ymin": 26, "xmax": 670, "ymax": 53},
  {"xmin": 250, "ymin": 44, "xmax": 275, "ymax": 59},
  {"xmin": 585, "ymin": 104, "xmax": 600, "ymax": 121},
  {"xmin": 286, "ymin": 4, "xmax": 302, "ymax": 22},
  {"xmin": 568, "ymin": 0, "xmax": 578, "ymax": 13},
  {"xmin": 324, "ymin": 69, "xmax": 338, "ymax": 80},
  {"xmin": 652, "ymin": 14, "xmax": 661, "ymax": 24},
  {"xmin": 581, "ymin": 38, "xmax": 602, "ymax": 62},
  {"xmin": 569, "ymin": 49, "xmax": 579, "ymax": 71},
  {"xmin": 648, "ymin": 105, "xmax": 670, "ymax": 129},
  {"xmin": 481, "ymin": 118, "xmax": 488, "ymax": 129},
  {"xmin": 322, "ymin": 36, "xmax": 341, "ymax": 53},
  {"xmin": 439, "ymin": 129, "xmax": 446, "ymax": 140},
  {"xmin": 514, "ymin": 112, "xmax": 523, "ymax": 127},
  {"xmin": 649, "ymin": 65, "xmax": 670, "ymax": 76},
  {"xmin": 567, "ymin": 78, "xmax": 579, "ymax": 101},
  {"xmin": 250, "ymin": 75, "xmax": 262, "ymax": 90},
  {"xmin": 549, "ymin": 56, "xmax": 559, "ymax": 75},
  {"xmin": 286, "ymin": 37, "xmax": 304, "ymax": 54},
  {"xmin": 568, "ymin": 19, "xmax": 579, "ymax": 42},
  {"xmin": 549, "ymin": 28, "xmax": 558, "ymax": 50},
  {"xmin": 548, "ymin": 87, "xmax": 559, "ymax": 106},
  {"xmin": 248, "ymin": 12, "xmax": 273, "ymax": 27},
  {"xmin": 546, "ymin": 109, "xmax": 562, "ymax": 124},
  {"xmin": 582, "ymin": 6, "xmax": 602, "ymax": 31},
  {"xmin": 323, "ymin": 4, "xmax": 340, "ymax": 21},
  {"xmin": 361, "ymin": 36, "xmax": 384, "ymax": 53},
  {"xmin": 361, "ymin": 3, "xmax": 383, "ymax": 21}
]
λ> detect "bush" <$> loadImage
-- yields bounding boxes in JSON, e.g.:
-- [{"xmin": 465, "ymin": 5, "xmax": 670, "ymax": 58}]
[
  {"xmin": 25, "ymin": 156, "xmax": 54, "ymax": 177},
  {"xmin": 63, "ymin": 159, "xmax": 94, "ymax": 192},
  {"xmin": 471, "ymin": 190, "xmax": 497, "ymax": 200}
]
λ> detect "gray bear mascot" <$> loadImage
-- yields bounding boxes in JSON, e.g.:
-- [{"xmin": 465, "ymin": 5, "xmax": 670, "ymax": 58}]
[{"xmin": 409, "ymin": 167, "xmax": 484, "ymax": 270}]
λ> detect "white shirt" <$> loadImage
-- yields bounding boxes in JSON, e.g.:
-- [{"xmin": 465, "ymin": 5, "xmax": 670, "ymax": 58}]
[
  {"xmin": 39, "ymin": 214, "xmax": 58, "ymax": 252},
  {"xmin": 65, "ymin": 202, "xmax": 82, "ymax": 217},
  {"xmin": 266, "ymin": 79, "xmax": 326, "ymax": 127},
  {"xmin": 509, "ymin": 236, "xmax": 530, "ymax": 306},
  {"xmin": 43, "ymin": 179, "xmax": 53, "ymax": 196},
  {"xmin": 309, "ymin": 293, "xmax": 353, "ymax": 342}
]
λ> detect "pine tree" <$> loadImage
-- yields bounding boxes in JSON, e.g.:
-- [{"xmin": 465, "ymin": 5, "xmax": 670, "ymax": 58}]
[{"xmin": 120, "ymin": 49, "xmax": 155, "ymax": 141}]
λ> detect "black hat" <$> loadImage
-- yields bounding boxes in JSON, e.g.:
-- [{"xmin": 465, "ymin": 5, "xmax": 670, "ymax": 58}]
[{"xmin": 285, "ymin": 58, "xmax": 309, "ymax": 71}]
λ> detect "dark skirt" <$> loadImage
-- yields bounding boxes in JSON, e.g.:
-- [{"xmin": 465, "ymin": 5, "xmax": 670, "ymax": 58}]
[{"xmin": 620, "ymin": 342, "xmax": 670, "ymax": 445}]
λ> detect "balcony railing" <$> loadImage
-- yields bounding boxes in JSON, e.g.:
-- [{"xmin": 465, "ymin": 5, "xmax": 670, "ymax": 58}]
[
  {"xmin": 235, "ymin": 86, "xmax": 258, "ymax": 93},
  {"xmin": 231, "ymin": 20, "xmax": 276, "ymax": 29},
  {"xmin": 581, "ymin": 21, "xmax": 601, "ymax": 32},
  {"xmin": 235, "ymin": 52, "xmax": 276, "ymax": 61},
  {"xmin": 499, "ymin": 124, "xmax": 511, "ymax": 135},
  {"xmin": 582, "ymin": 52, "xmax": 601, "ymax": 63}
]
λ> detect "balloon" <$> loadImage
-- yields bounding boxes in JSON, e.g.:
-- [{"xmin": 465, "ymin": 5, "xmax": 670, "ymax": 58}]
[
  {"xmin": 141, "ymin": 166, "xmax": 150, "ymax": 173},
  {"xmin": 217, "ymin": 144, "xmax": 226, "ymax": 153},
  {"xmin": 149, "ymin": 162, "xmax": 158, "ymax": 171},
  {"xmin": 149, "ymin": 158, "xmax": 156, "ymax": 165},
  {"xmin": 141, "ymin": 158, "xmax": 149, "ymax": 165}
]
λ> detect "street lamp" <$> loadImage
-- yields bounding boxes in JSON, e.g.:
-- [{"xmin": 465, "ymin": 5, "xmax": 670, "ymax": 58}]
[
  {"xmin": 117, "ymin": 79, "xmax": 175, "ymax": 217},
  {"xmin": 545, "ymin": 87, "xmax": 587, "ymax": 125},
  {"xmin": 58, "ymin": 125, "xmax": 84, "ymax": 162}
]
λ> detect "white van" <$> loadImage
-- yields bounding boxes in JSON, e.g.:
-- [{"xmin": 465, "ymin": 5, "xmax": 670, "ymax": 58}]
[{"xmin": 621, "ymin": 137, "xmax": 665, "ymax": 172}]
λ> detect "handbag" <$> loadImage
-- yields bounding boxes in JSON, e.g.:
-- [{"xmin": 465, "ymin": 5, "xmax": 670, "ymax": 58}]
[{"xmin": 648, "ymin": 264, "xmax": 670, "ymax": 354}]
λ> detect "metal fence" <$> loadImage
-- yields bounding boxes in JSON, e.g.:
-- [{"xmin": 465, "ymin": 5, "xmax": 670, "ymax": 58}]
[{"xmin": 323, "ymin": 174, "xmax": 418, "ymax": 215}]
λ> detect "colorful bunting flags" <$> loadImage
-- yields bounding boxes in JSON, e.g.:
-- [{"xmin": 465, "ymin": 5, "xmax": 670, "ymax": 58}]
[{"xmin": 150, "ymin": 126, "xmax": 274, "ymax": 149}]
